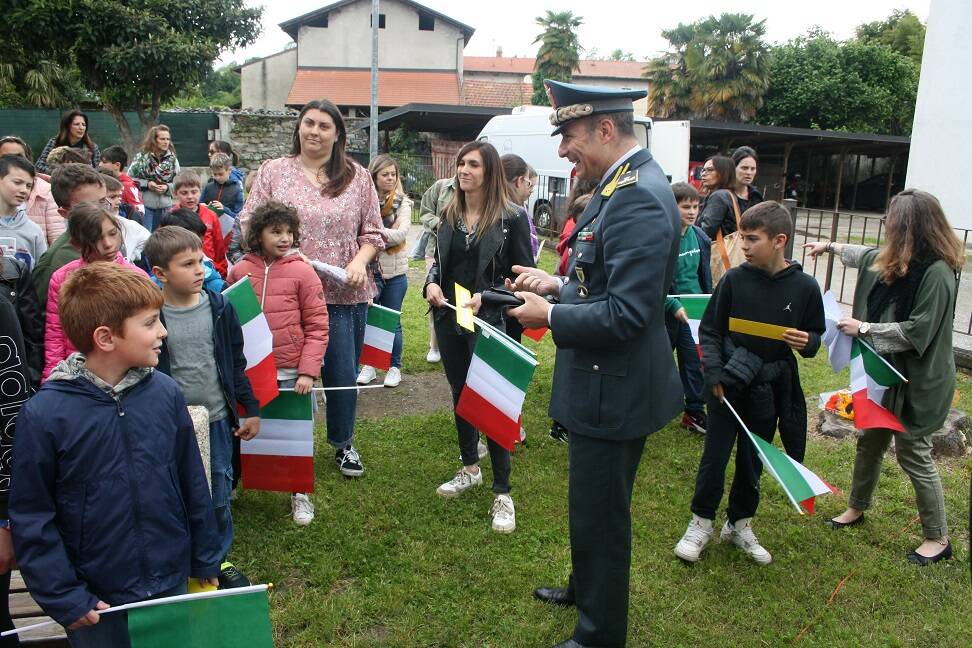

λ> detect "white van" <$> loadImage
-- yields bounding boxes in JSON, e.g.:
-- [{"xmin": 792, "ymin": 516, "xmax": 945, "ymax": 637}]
[{"xmin": 477, "ymin": 107, "xmax": 688, "ymax": 233}]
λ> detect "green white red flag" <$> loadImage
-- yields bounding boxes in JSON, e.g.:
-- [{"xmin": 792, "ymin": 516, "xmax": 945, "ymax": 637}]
[
  {"xmin": 223, "ymin": 277, "xmax": 279, "ymax": 406},
  {"xmin": 240, "ymin": 391, "xmax": 314, "ymax": 492},
  {"xmin": 126, "ymin": 586, "xmax": 272, "ymax": 648},
  {"xmin": 359, "ymin": 304, "xmax": 400, "ymax": 370},
  {"xmin": 456, "ymin": 327, "xmax": 538, "ymax": 451},
  {"xmin": 673, "ymin": 294, "xmax": 710, "ymax": 346},
  {"xmin": 724, "ymin": 399, "xmax": 838, "ymax": 515},
  {"xmin": 850, "ymin": 338, "xmax": 906, "ymax": 432}
]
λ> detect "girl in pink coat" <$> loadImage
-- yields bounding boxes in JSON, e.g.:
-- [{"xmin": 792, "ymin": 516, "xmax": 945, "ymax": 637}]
[
  {"xmin": 43, "ymin": 202, "xmax": 148, "ymax": 379},
  {"xmin": 228, "ymin": 199, "xmax": 329, "ymax": 526}
]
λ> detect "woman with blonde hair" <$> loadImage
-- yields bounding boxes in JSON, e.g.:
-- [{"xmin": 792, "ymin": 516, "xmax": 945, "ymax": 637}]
[
  {"xmin": 356, "ymin": 154, "xmax": 412, "ymax": 388},
  {"xmin": 128, "ymin": 124, "xmax": 180, "ymax": 231},
  {"xmin": 805, "ymin": 189, "xmax": 964, "ymax": 565},
  {"xmin": 424, "ymin": 141, "xmax": 534, "ymax": 533}
]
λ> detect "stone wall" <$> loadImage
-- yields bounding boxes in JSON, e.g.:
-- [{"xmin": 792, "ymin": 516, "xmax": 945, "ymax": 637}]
[{"xmin": 216, "ymin": 110, "xmax": 369, "ymax": 176}]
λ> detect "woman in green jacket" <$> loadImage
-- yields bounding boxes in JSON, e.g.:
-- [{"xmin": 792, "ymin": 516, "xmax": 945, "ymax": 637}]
[{"xmin": 806, "ymin": 189, "xmax": 964, "ymax": 565}]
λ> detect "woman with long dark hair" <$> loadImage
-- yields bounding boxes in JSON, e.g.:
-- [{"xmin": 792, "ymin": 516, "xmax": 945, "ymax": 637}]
[
  {"xmin": 806, "ymin": 189, "xmax": 964, "ymax": 565},
  {"xmin": 127, "ymin": 124, "xmax": 180, "ymax": 231},
  {"xmin": 424, "ymin": 141, "xmax": 534, "ymax": 533},
  {"xmin": 240, "ymin": 99, "xmax": 384, "ymax": 478},
  {"xmin": 35, "ymin": 111, "xmax": 101, "ymax": 173},
  {"xmin": 731, "ymin": 146, "xmax": 763, "ymax": 214},
  {"xmin": 697, "ymin": 154, "xmax": 742, "ymax": 239}
]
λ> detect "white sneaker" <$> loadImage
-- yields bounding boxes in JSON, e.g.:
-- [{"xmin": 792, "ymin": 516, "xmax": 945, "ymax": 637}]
[
  {"xmin": 490, "ymin": 494, "xmax": 516, "ymax": 533},
  {"xmin": 674, "ymin": 514, "xmax": 714, "ymax": 563},
  {"xmin": 383, "ymin": 366, "xmax": 402, "ymax": 387},
  {"xmin": 356, "ymin": 365, "xmax": 377, "ymax": 385},
  {"xmin": 291, "ymin": 493, "xmax": 315, "ymax": 526},
  {"xmin": 426, "ymin": 348, "xmax": 441, "ymax": 363},
  {"xmin": 721, "ymin": 518, "xmax": 772, "ymax": 565},
  {"xmin": 436, "ymin": 468, "xmax": 482, "ymax": 498}
]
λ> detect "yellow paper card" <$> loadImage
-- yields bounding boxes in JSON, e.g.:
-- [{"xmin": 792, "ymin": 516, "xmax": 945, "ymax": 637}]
[
  {"xmin": 454, "ymin": 283, "xmax": 475, "ymax": 332},
  {"xmin": 729, "ymin": 317, "xmax": 789, "ymax": 341}
]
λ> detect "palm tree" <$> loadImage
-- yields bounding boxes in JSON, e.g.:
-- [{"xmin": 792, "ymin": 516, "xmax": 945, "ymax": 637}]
[
  {"xmin": 644, "ymin": 13, "xmax": 770, "ymax": 121},
  {"xmin": 532, "ymin": 10, "xmax": 584, "ymax": 106}
]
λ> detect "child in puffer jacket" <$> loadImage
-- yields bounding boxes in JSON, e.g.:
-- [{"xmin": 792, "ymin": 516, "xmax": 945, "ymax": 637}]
[
  {"xmin": 43, "ymin": 203, "xmax": 148, "ymax": 380},
  {"xmin": 227, "ymin": 200, "xmax": 328, "ymax": 526}
]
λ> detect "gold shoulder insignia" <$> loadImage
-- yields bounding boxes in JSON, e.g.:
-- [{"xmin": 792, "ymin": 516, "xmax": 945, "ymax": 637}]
[
  {"xmin": 615, "ymin": 169, "xmax": 639, "ymax": 189},
  {"xmin": 601, "ymin": 163, "xmax": 630, "ymax": 198}
]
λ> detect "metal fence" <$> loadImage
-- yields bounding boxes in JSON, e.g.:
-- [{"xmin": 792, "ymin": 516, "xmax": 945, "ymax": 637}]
[
  {"xmin": 529, "ymin": 173, "xmax": 570, "ymax": 238},
  {"xmin": 790, "ymin": 208, "xmax": 972, "ymax": 335}
]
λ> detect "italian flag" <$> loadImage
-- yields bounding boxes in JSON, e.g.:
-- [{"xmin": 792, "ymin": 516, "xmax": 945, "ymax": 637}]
[
  {"xmin": 223, "ymin": 277, "xmax": 279, "ymax": 406},
  {"xmin": 240, "ymin": 391, "xmax": 314, "ymax": 492},
  {"xmin": 126, "ymin": 586, "xmax": 272, "ymax": 647},
  {"xmin": 850, "ymin": 338, "xmax": 906, "ymax": 432},
  {"xmin": 745, "ymin": 428, "xmax": 839, "ymax": 515},
  {"xmin": 456, "ymin": 327, "xmax": 538, "ymax": 451},
  {"xmin": 673, "ymin": 294, "xmax": 710, "ymax": 346},
  {"xmin": 359, "ymin": 304, "xmax": 400, "ymax": 370}
]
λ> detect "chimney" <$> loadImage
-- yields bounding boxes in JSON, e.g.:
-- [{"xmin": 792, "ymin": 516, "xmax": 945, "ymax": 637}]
[{"xmin": 496, "ymin": 46, "xmax": 503, "ymax": 58}]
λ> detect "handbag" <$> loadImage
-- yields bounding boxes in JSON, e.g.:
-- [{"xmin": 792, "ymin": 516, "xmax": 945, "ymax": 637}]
[{"xmin": 709, "ymin": 191, "xmax": 744, "ymax": 286}]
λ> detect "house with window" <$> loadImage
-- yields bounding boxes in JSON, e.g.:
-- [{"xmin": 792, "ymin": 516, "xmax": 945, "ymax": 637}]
[
  {"xmin": 240, "ymin": 0, "xmax": 474, "ymax": 113},
  {"xmin": 240, "ymin": 0, "xmax": 651, "ymax": 115}
]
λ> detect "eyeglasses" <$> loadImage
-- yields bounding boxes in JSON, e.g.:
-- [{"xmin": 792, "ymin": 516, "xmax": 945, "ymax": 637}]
[
  {"xmin": 98, "ymin": 198, "xmax": 113, "ymax": 209},
  {"xmin": 700, "ymin": 167, "xmax": 714, "ymax": 175}
]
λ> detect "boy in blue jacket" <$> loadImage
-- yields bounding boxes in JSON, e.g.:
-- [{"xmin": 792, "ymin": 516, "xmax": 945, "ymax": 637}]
[
  {"xmin": 10, "ymin": 263, "xmax": 221, "ymax": 645},
  {"xmin": 146, "ymin": 226, "xmax": 260, "ymax": 587}
]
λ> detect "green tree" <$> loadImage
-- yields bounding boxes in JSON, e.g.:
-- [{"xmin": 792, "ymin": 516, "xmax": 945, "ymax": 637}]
[
  {"xmin": 0, "ymin": 44, "xmax": 89, "ymax": 108},
  {"xmin": 166, "ymin": 63, "xmax": 243, "ymax": 109},
  {"xmin": 6, "ymin": 0, "xmax": 262, "ymax": 151},
  {"xmin": 757, "ymin": 32, "xmax": 919, "ymax": 135},
  {"xmin": 855, "ymin": 9, "xmax": 925, "ymax": 64},
  {"xmin": 532, "ymin": 10, "xmax": 583, "ymax": 106},
  {"xmin": 644, "ymin": 14, "xmax": 770, "ymax": 121}
]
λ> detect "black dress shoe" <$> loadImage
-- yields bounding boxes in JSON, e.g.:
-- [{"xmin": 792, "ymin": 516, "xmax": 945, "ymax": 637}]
[
  {"xmin": 906, "ymin": 541, "xmax": 953, "ymax": 565},
  {"xmin": 533, "ymin": 586, "xmax": 575, "ymax": 607},
  {"xmin": 551, "ymin": 640, "xmax": 589, "ymax": 648},
  {"xmin": 825, "ymin": 513, "xmax": 864, "ymax": 529}
]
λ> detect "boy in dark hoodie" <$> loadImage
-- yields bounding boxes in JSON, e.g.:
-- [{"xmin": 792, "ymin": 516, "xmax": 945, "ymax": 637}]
[
  {"xmin": 9, "ymin": 263, "xmax": 221, "ymax": 645},
  {"xmin": 674, "ymin": 201, "xmax": 824, "ymax": 566}
]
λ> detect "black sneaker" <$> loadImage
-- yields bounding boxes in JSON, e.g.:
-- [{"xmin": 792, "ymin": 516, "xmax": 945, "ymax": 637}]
[
  {"xmin": 335, "ymin": 446, "xmax": 364, "ymax": 477},
  {"xmin": 549, "ymin": 420, "xmax": 568, "ymax": 443},
  {"xmin": 218, "ymin": 561, "xmax": 251, "ymax": 589},
  {"xmin": 681, "ymin": 411, "xmax": 707, "ymax": 435}
]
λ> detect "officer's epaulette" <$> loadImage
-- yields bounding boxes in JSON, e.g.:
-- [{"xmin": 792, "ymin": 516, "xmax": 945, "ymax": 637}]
[
  {"xmin": 615, "ymin": 169, "xmax": 639, "ymax": 189},
  {"xmin": 601, "ymin": 164, "xmax": 638, "ymax": 197}
]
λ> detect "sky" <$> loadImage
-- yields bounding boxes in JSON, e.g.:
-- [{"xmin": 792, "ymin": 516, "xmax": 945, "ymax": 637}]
[{"xmin": 221, "ymin": 0, "xmax": 930, "ymax": 65}]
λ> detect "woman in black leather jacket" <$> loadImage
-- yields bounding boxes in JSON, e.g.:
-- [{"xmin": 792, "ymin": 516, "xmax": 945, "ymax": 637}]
[{"xmin": 423, "ymin": 141, "xmax": 533, "ymax": 533}]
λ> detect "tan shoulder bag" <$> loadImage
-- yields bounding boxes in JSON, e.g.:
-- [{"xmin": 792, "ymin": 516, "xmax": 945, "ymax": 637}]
[{"xmin": 709, "ymin": 192, "xmax": 744, "ymax": 286}]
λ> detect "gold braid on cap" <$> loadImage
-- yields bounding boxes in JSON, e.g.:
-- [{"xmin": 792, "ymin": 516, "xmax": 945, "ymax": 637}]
[{"xmin": 550, "ymin": 103, "xmax": 594, "ymax": 126}]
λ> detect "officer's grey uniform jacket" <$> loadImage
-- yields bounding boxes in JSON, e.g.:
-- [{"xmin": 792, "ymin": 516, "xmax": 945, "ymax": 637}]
[{"xmin": 549, "ymin": 147, "xmax": 683, "ymax": 439}]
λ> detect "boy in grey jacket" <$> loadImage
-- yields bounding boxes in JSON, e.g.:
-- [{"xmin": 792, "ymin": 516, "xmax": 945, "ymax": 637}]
[{"xmin": 0, "ymin": 156, "xmax": 46, "ymax": 271}]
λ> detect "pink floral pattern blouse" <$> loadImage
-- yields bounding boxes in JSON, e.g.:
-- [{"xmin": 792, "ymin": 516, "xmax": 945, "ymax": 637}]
[{"xmin": 239, "ymin": 156, "xmax": 385, "ymax": 304}]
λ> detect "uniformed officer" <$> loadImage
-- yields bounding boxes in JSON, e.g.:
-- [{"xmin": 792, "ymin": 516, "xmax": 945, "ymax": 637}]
[{"xmin": 509, "ymin": 80, "xmax": 683, "ymax": 648}]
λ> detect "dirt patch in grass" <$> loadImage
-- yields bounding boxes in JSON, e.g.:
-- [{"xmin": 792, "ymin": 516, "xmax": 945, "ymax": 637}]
[{"xmin": 354, "ymin": 370, "xmax": 453, "ymax": 419}]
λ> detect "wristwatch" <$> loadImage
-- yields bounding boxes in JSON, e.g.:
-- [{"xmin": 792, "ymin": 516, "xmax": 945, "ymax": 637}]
[{"xmin": 859, "ymin": 322, "xmax": 871, "ymax": 336}]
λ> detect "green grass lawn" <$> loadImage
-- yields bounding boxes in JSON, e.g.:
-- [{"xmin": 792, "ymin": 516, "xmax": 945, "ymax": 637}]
[{"xmin": 232, "ymin": 251, "xmax": 972, "ymax": 647}]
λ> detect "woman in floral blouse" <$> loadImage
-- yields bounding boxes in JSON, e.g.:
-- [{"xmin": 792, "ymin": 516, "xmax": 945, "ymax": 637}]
[
  {"xmin": 240, "ymin": 99, "xmax": 384, "ymax": 478},
  {"xmin": 128, "ymin": 124, "xmax": 180, "ymax": 232}
]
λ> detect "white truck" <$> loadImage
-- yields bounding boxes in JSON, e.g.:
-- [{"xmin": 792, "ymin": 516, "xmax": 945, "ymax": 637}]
[{"xmin": 477, "ymin": 107, "xmax": 689, "ymax": 233}]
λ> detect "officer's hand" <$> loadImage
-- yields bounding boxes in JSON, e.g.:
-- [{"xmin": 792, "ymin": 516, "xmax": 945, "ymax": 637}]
[
  {"xmin": 674, "ymin": 307, "xmax": 688, "ymax": 324},
  {"xmin": 509, "ymin": 292, "xmax": 552, "ymax": 329},
  {"xmin": 711, "ymin": 384, "xmax": 725, "ymax": 402},
  {"xmin": 510, "ymin": 265, "xmax": 561, "ymax": 297},
  {"xmin": 462, "ymin": 293, "xmax": 482, "ymax": 315}
]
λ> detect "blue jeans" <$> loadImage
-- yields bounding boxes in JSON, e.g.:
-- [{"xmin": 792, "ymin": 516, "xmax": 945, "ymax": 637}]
[
  {"xmin": 66, "ymin": 582, "xmax": 187, "ymax": 648},
  {"xmin": 372, "ymin": 272, "xmax": 407, "ymax": 368},
  {"xmin": 321, "ymin": 303, "xmax": 367, "ymax": 448},
  {"xmin": 209, "ymin": 417, "xmax": 234, "ymax": 561},
  {"xmin": 665, "ymin": 312, "xmax": 705, "ymax": 415},
  {"xmin": 142, "ymin": 206, "xmax": 167, "ymax": 232}
]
